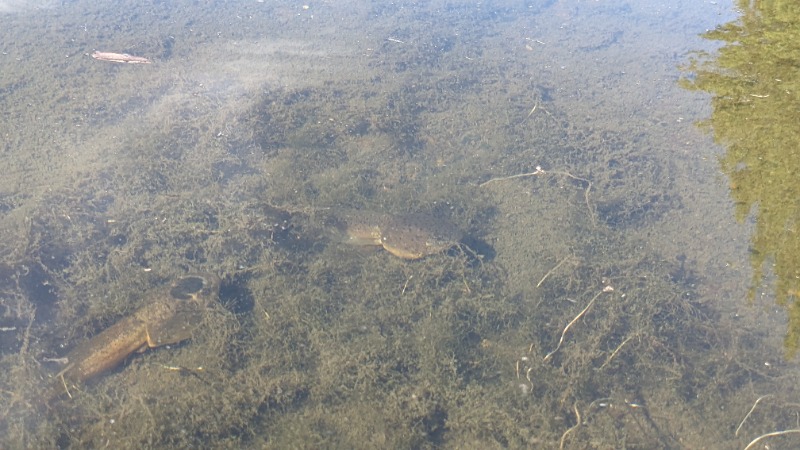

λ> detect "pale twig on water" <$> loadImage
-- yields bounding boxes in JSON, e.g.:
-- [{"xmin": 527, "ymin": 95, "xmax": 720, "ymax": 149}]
[
  {"xmin": 599, "ymin": 334, "xmax": 635, "ymax": 369},
  {"xmin": 479, "ymin": 166, "xmax": 545, "ymax": 187},
  {"xmin": 537, "ymin": 255, "xmax": 573, "ymax": 288},
  {"xmin": 18, "ymin": 307, "xmax": 35, "ymax": 364},
  {"xmin": 744, "ymin": 429, "xmax": 800, "ymax": 450},
  {"xmin": 547, "ymin": 169, "xmax": 595, "ymax": 227},
  {"xmin": 59, "ymin": 373, "xmax": 72, "ymax": 399},
  {"xmin": 401, "ymin": 275, "xmax": 413, "ymax": 295},
  {"xmin": 544, "ymin": 286, "xmax": 614, "ymax": 362},
  {"xmin": 526, "ymin": 103, "xmax": 538, "ymax": 119},
  {"xmin": 479, "ymin": 166, "xmax": 596, "ymax": 226},
  {"xmin": 736, "ymin": 395, "xmax": 773, "ymax": 437},
  {"xmin": 559, "ymin": 402, "xmax": 582, "ymax": 449}
]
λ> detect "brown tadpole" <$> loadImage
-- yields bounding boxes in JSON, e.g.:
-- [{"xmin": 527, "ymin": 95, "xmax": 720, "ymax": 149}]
[
  {"xmin": 334, "ymin": 209, "xmax": 463, "ymax": 260},
  {"xmin": 44, "ymin": 273, "xmax": 219, "ymax": 404}
]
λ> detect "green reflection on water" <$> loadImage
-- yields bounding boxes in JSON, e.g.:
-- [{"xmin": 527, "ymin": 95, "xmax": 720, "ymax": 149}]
[{"xmin": 681, "ymin": 0, "xmax": 800, "ymax": 355}]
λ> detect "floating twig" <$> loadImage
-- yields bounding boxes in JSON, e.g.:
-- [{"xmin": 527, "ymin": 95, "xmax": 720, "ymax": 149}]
[
  {"xmin": 544, "ymin": 285, "xmax": 614, "ymax": 362},
  {"xmin": 744, "ymin": 429, "xmax": 800, "ymax": 450},
  {"xmin": 91, "ymin": 51, "xmax": 152, "ymax": 64},
  {"xmin": 479, "ymin": 166, "xmax": 545, "ymax": 187},
  {"xmin": 526, "ymin": 103, "xmax": 538, "ymax": 119},
  {"xmin": 559, "ymin": 402, "xmax": 582, "ymax": 449},
  {"xmin": 537, "ymin": 255, "xmax": 573, "ymax": 288},
  {"xmin": 736, "ymin": 395, "xmax": 773, "ymax": 437},
  {"xmin": 598, "ymin": 333, "xmax": 635, "ymax": 369},
  {"xmin": 479, "ymin": 166, "xmax": 596, "ymax": 226}
]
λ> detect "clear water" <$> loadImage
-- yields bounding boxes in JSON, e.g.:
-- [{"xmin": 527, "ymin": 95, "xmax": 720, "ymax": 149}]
[{"xmin": 2, "ymin": 0, "xmax": 799, "ymax": 448}]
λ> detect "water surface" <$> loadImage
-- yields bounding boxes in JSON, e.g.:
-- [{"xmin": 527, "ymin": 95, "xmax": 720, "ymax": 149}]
[{"xmin": 2, "ymin": 0, "xmax": 799, "ymax": 448}]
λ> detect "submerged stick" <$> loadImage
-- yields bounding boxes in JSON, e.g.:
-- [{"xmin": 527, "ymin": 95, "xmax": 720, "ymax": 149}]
[
  {"xmin": 480, "ymin": 166, "xmax": 596, "ymax": 226},
  {"xmin": 736, "ymin": 394, "xmax": 772, "ymax": 437},
  {"xmin": 91, "ymin": 51, "xmax": 152, "ymax": 64},
  {"xmin": 744, "ymin": 429, "xmax": 800, "ymax": 450},
  {"xmin": 599, "ymin": 334, "xmax": 635, "ymax": 369},
  {"xmin": 537, "ymin": 255, "xmax": 573, "ymax": 288},
  {"xmin": 479, "ymin": 166, "xmax": 545, "ymax": 187},
  {"xmin": 559, "ymin": 403, "xmax": 582, "ymax": 449},
  {"xmin": 544, "ymin": 286, "xmax": 614, "ymax": 362}
]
